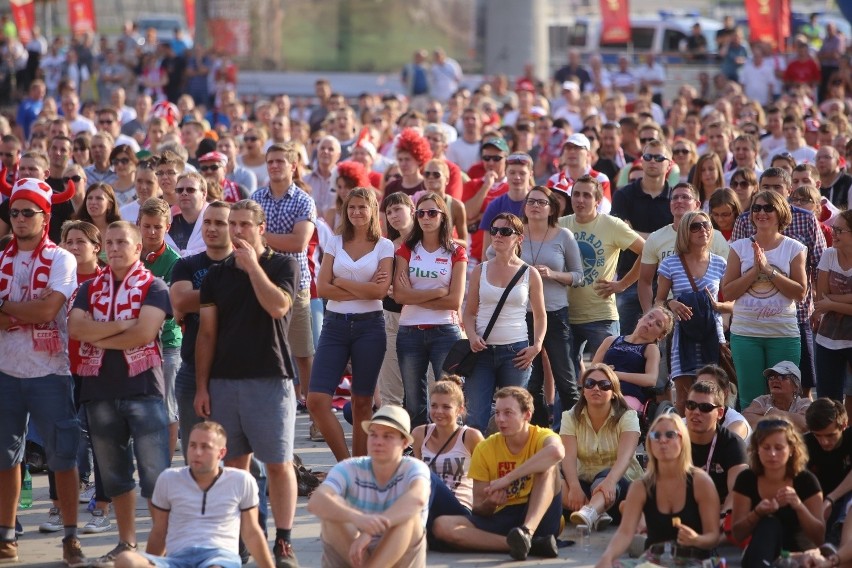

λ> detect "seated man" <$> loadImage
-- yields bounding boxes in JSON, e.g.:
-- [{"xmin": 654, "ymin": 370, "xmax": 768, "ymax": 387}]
[
  {"xmin": 432, "ymin": 387, "xmax": 565, "ymax": 561},
  {"xmin": 114, "ymin": 421, "xmax": 273, "ymax": 568},
  {"xmin": 805, "ymin": 398, "xmax": 852, "ymax": 545},
  {"xmin": 307, "ymin": 406, "xmax": 430, "ymax": 568}
]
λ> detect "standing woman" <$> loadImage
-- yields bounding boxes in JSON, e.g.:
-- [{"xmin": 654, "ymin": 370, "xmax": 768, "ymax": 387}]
[
  {"xmin": 395, "ymin": 192, "xmax": 467, "ymax": 428},
  {"xmin": 522, "ymin": 185, "xmax": 584, "ymax": 425},
  {"xmin": 731, "ymin": 418, "xmax": 825, "ymax": 566},
  {"xmin": 383, "ymin": 128, "xmax": 431, "ymax": 197},
  {"xmin": 310, "ymin": 187, "xmax": 394, "ymax": 460},
  {"xmin": 728, "ymin": 168, "xmax": 759, "ymax": 213},
  {"xmin": 722, "ymin": 190, "xmax": 808, "ymax": 408},
  {"xmin": 462, "ymin": 213, "xmax": 546, "ymax": 431},
  {"xmin": 73, "ymin": 182, "xmax": 122, "ymax": 262},
  {"xmin": 655, "ymin": 211, "xmax": 733, "ymax": 415},
  {"xmin": 324, "ymin": 160, "xmax": 371, "ymax": 231},
  {"xmin": 108, "ymin": 145, "xmax": 138, "ymax": 206},
  {"xmin": 422, "ymin": 158, "xmax": 468, "ymax": 247},
  {"xmin": 671, "ymin": 139, "xmax": 698, "ymax": 183},
  {"xmin": 692, "ymin": 153, "xmax": 725, "ymax": 204},
  {"xmin": 812, "ymin": 208, "xmax": 852, "ymax": 404},
  {"xmin": 237, "ymin": 127, "xmax": 270, "ymax": 187},
  {"xmin": 708, "ymin": 187, "xmax": 742, "ymax": 242}
]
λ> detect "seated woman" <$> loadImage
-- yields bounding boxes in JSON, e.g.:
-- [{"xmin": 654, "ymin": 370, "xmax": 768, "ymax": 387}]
[
  {"xmin": 731, "ymin": 417, "xmax": 825, "ymax": 566},
  {"xmin": 596, "ymin": 413, "xmax": 721, "ymax": 567},
  {"xmin": 695, "ymin": 364, "xmax": 752, "ymax": 441},
  {"xmin": 742, "ymin": 361, "xmax": 812, "ymax": 433},
  {"xmin": 561, "ymin": 364, "xmax": 645, "ymax": 532},
  {"xmin": 592, "ymin": 307, "xmax": 674, "ymax": 413},
  {"xmin": 412, "ymin": 376, "xmax": 484, "ymax": 545}
]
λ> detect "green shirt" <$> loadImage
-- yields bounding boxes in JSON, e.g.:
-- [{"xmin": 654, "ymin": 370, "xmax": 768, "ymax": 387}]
[{"xmin": 144, "ymin": 244, "xmax": 182, "ymax": 349}]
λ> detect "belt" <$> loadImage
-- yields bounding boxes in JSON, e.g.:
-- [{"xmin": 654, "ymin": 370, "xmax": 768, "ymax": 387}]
[
  {"xmin": 413, "ymin": 324, "xmax": 439, "ymax": 330},
  {"xmin": 325, "ymin": 311, "xmax": 383, "ymax": 321}
]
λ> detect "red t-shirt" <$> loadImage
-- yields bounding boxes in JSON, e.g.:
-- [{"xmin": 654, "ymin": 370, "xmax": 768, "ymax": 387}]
[
  {"xmin": 462, "ymin": 179, "xmax": 508, "ymax": 260},
  {"xmin": 783, "ymin": 59, "xmax": 821, "ymax": 85}
]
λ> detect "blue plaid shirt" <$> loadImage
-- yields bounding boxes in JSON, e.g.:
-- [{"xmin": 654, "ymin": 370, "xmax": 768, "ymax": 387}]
[
  {"xmin": 253, "ymin": 184, "xmax": 317, "ymax": 291},
  {"xmin": 731, "ymin": 207, "xmax": 826, "ymax": 325}
]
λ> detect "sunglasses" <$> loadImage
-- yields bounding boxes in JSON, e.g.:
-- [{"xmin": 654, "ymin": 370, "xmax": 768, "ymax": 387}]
[
  {"xmin": 489, "ymin": 226, "xmax": 519, "ymax": 237},
  {"xmin": 63, "ymin": 175, "xmax": 83, "ymax": 184},
  {"xmin": 639, "ymin": 137, "xmax": 657, "ymax": 144},
  {"xmin": 481, "ymin": 155, "xmax": 504, "ymax": 162},
  {"xmin": 583, "ymin": 378, "xmax": 613, "ymax": 391},
  {"xmin": 175, "ymin": 186, "xmax": 200, "ymax": 194},
  {"xmin": 685, "ymin": 400, "xmax": 721, "ymax": 413},
  {"xmin": 244, "ymin": 136, "xmax": 259, "ymax": 142},
  {"xmin": 730, "ymin": 180, "xmax": 750, "ymax": 189},
  {"xmin": 415, "ymin": 209, "xmax": 442, "ymax": 218},
  {"xmin": 506, "ymin": 153, "xmax": 532, "ymax": 165},
  {"xmin": 672, "ymin": 148, "xmax": 690, "ymax": 155},
  {"xmin": 422, "ymin": 171, "xmax": 442, "ymax": 179},
  {"xmin": 743, "ymin": 130, "xmax": 759, "ymax": 136},
  {"xmin": 200, "ymin": 164, "xmax": 221, "ymax": 172},
  {"xmin": 788, "ymin": 196, "xmax": 813, "ymax": 205},
  {"xmin": 9, "ymin": 208, "xmax": 44, "ymax": 218},
  {"xmin": 648, "ymin": 430, "xmax": 681, "ymax": 441},
  {"xmin": 111, "ymin": 158, "xmax": 131, "ymax": 166},
  {"xmin": 0, "ymin": 152, "xmax": 17, "ymax": 158},
  {"xmin": 751, "ymin": 203, "xmax": 776, "ymax": 214},
  {"xmin": 642, "ymin": 153, "xmax": 667, "ymax": 163},
  {"xmin": 525, "ymin": 198, "xmax": 550, "ymax": 207},
  {"xmin": 98, "ymin": 119, "xmax": 114, "ymax": 125},
  {"xmin": 689, "ymin": 221, "xmax": 711, "ymax": 233}
]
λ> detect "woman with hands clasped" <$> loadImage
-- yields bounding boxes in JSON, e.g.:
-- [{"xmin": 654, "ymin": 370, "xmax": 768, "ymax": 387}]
[
  {"xmin": 731, "ymin": 417, "xmax": 825, "ymax": 566},
  {"xmin": 596, "ymin": 413, "xmax": 720, "ymax": 567},
  {"xmin": 463, "ymin": 213, "xmax": 546, "ymax": 432},
  {"xmin": 310, "ymin": 188, "xmax": 394, "ymax": 460},
  {"xmin": 721, "ymin": 190, "xmax": 807, "ymax": 409}
]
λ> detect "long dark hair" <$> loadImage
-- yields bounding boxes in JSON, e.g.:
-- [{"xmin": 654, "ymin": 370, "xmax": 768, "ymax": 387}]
[
  {"xmin": 404, "ymin": 191, "xmax": 455, "ymax": 252},
  {"xmin": 382, "ymin": 191, "xmax": 414, "ymax": 241},
  {"xmin": 74, "ymin": 182, "xmax": 121, "ymax": 224}
]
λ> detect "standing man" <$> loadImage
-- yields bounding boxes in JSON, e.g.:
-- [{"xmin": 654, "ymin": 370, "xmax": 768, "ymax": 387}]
[
  {"xmin": 0, "ymin": 135, "xmax": 21, "ymax": 185},
  {"xmin": 254, "ymin": 142, "xmax": 317, "ymax": 406},
  {"xmin": 546, "ymin": 133, "xmax": 612, "ymax": 207},
  {"xmin": 69, "ymin": 221, "xmax": 171, "ymax": 566},
  {"xmin": 303, "ymin": 136, "xmax": 340, "ymax": 217},
  {"xmin": 168, "ymin": 172, "xmax": 209, "ymax": 257},
  {"xmin": 430, "ymin": 48, "xmax": 463, "ymax": 103},
  {"xmin": 96, "ymin": 107, "xmax": 141, "ymax": 153},
  {"xmin": 447, "ymin": 107, "xmax": 483, "ymax": 173},
  {"xmin": 0, "ymin": 179, "xmax": 86, "ymax": 566},
  {"xmin": 461, "ymin": 137, "xmax": 509, "ymax": 262},
  {"xmin": 782, "ymin": 116, "xmax": 818, "ymax": 164},
  {"xmin": 194, "ymin": 199, "xmax": 301, "ymax": 567},
  {"xmin": 815, "ymin": 146, "xmax": 852, "ymax": 209},
  {"xmin": 479, "ymin": 153, "xmax": 533, "ymax": 255},
  {"xmin": 198, "ymin": 151, "xmax": 250, "ymax": 203},
  {"xmin": 85, "ymin": 132, "xmax": 118, "ymax": 186},
  {"xmin": 307, "ymin": 406, "xmax": 431, "ymax": 567},
  {"xmin": 217, "ymin": 134, "xmax": 258, "ymax": 195}
]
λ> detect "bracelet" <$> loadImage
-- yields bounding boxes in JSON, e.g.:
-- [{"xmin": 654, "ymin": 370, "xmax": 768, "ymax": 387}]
[
  {"xmin": 825, "ymin": 496, "xmax": 835, "ymax": 508},
  {"xmin": 764, "ymin": 406, "xmax": 774, "ymax": 416},
  {"xmin": 768, "ymin": 269, "xmax": 778, "ymax": 281}
]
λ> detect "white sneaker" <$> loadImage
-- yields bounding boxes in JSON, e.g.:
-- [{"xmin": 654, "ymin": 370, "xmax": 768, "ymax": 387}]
[
  {"xmin": 569, "ymin": 505, "xmax": 599, "ymax": 528},
  {"xmin": 82, "ymin": 509, "xmax": 112, "ymax": 534},
  {"xmin": 38, "ymin": 507, "xmax": 63, "ymax": 533},
  {"xmin": 595, "ymin": 512, "xmax": 613, "ymax": 531},
  {"xmin": 79, "ymin": 482, "xmax": 96, "ymax": 504}
]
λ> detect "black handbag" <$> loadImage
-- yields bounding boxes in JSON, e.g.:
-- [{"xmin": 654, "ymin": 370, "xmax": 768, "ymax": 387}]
[{"xmin": 442, "ymin": 263, "xmax": 529, "ymax": 377}]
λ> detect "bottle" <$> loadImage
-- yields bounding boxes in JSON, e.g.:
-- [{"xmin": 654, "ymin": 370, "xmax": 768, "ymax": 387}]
[
  {"xmin": 659, "ymin": 541, "xmax": 675, "ymax": 564},
  {"xmin": 19, "ymin": 465, "xmax": 32, "ymax": 509},
  {"xmin": 774, "ymin": 550, "xmax": 793, "ymax": 567}
]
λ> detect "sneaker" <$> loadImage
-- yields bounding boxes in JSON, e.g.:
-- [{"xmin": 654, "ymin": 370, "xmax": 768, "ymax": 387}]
[
  {"xmin": 273, "ymin": 539, "xmax": 299, "ymax": 568},
  {"xmin": 38, "ymin": 507, "xmax": 63, "ymax": 533},
  {"xmin": 79, "ymin": 482, "xmax": 96, "ymax": 504},
  {"xmin": 569, "ymin": 505, "xmax": 599, "ymax": 528},
  {"xmin": 0, "ymin": 539, "xmax": 18, "ymax": 563},
  {"xmin": 82, "ymin": 509, "xmax": 112, "ymax": 534},
  {"xmin": 595, "ymin": 512, "xmax": 613, "ymax": 531},
  {"xmin": 13, "ymin": 518, "xmax": 22, "ymax": 537},
  {"xmin": 506, "ymin": 526, "xmax": 532, "ymax": 560},
  {"xmin": 62, "ymin": 536, "xmax": 88, "ymax": 568},
  {"xmin": 530, "ymin": 535, "xmax": 559, "ymax": 558},
  {"xmin": 92, "ymin": 541, "xmax": 136, "ymax": 568},
  {"xmin": 308, "ymin": 422, "xmax": 324, "ymax": 442}
]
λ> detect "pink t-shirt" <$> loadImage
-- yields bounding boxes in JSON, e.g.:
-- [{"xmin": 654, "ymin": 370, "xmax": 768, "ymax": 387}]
[{"xmin": 396, "ymin": 242, "xmax": 467, "ymax": 326}]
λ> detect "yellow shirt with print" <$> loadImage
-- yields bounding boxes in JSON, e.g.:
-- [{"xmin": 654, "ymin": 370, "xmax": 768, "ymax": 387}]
[{"xmin": 468, "ymin": 424, "xmax": 559, "ymax": 510}]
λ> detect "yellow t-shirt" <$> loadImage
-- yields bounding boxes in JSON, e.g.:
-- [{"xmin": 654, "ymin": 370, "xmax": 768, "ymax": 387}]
[
  {"xmin": 468, "ymin": 424, "xmax": 559, "ymax": 509},
  {"xmin": 641, "ymin": 224, "xmax": 730, "ymax": 265},
  {"xmin": 558, "ymin": 214, "xmax": 639, "ymax": 324}
]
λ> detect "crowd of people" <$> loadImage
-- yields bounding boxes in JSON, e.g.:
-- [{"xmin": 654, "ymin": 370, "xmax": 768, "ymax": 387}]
[{"xmin": 2, "ymin": 15, "xmax": 852, "ymax": 568}]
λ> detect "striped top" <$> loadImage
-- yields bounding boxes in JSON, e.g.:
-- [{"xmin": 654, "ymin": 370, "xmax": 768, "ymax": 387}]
[{"xmin": 659, "ymin": 253, "xmax": 727, "ymax": 344}]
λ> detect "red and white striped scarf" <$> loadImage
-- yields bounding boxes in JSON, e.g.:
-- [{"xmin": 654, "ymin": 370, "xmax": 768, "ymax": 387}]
[{"xmin": 222, "ymin": 178, "xmax": 242, "ymax": 203}]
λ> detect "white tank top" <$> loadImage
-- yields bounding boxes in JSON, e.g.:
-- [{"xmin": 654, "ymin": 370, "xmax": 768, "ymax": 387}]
[
  {"xmin": 475, "ymin": 262, "xmax": 530, "ymax": 345},
  {"xmin": 421, "ymin": 425, "xmax": 473, "ymax": 510}
]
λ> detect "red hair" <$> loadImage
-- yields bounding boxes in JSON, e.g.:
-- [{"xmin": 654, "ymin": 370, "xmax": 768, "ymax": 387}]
[
  {"xmin": 395, "ymin": 128, "xmax": 432, "ymax": 166},
  {"xmin": 335, "ymin": 160, "xmax": 371, "ymax": 189}
]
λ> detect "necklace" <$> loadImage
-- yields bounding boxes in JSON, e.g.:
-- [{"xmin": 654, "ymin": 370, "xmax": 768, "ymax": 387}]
[{"xmin": 527, "ymin": 226, "xmax": 550, "ymax": 266}]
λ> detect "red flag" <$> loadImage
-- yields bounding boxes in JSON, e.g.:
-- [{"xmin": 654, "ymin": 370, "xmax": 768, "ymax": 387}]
[
  {"xmin": 746, "ymin": 0, "xmax": 790, "ymax": 51},
  {"xmin": 184, "ymin": 0, "xmax": 196, "ymax": 36},
  {"xmin": 600, "ymin": 0, "xmax": 631, "ymax": 45},
  {"xmin": 9, "ymin": 0, "xmax": 35, "ymax": 44},
  {"xmin": 67, "ymin": 0, "xmax": 97, "ymax": 36}
]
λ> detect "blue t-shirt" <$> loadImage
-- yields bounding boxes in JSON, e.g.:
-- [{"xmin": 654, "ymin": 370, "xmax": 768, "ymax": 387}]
[{"xmin": 480, "ymin": 193, "xmax": 526, "ymax": 235}]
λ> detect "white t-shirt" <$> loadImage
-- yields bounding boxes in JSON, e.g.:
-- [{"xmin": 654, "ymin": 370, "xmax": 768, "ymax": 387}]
[
  {"xmin": 446, "ymin": 139, "xmax": 481, "ymax": 173},
  {"xmin": 326, "ymin": 235, "xmax": 394, "ymax": 314},
  {"xmin": 0, "ymin": 247, "xmax": 77, "ymax": 378},
  {"xmin": 815, "ymin": 247, "xmax": 852, "ymax": 350},
  {"xmin": 786, "ymin": 145, "xmax": 818, "ymax": 164},
  {"xmin": 151, "ymin": 467, "xmax": 258, "ymax": 555},
  {"xmin": 397, "ymin": 242, "xmax": 467, "ymax": 326}
]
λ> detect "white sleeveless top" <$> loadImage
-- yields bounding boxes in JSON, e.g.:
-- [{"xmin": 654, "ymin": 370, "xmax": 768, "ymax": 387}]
[
  {"xmin": 421, "ymin": 425, "xmax": 474, "ymax": 510},
  {"xmin": 475, "ymin": 262, "xmax": 530, "ymax": 345}
]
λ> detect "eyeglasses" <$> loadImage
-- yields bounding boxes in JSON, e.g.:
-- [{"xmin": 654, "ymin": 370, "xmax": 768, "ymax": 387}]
[
  {"xmin": 642, "ymin": 153, "xmax": 667, "ymax": 163},
  {"xmin": 751, "ymin": 203, "xmax": 776, "ymax": 214},
  {"xmin": 175, "ymin": 186, "xmax": 200, "ymax": 194},
  {"xmin": 422, "ymin": 171, "xmax": 442, "ymax": 179},
  {"xmin": 730, "ymin": 180, "xmax": 751, "ymax": 189},
  {"xmin": 670, "ymin": 194, "xmax": 695, "ymax": 201},
  {"xmin": 648, "ymin": 430, "xmax": 681, "ymax": 441},
  {"xmin": 583, "ymin": 378, "xmax": 613, "ymax": 391},
  {"xmin": 506, "ymin": 153, "xmax": 532, "ymax": 166},
  {"xmin": 489, "ymin": 226, "xmax": 519, "ymax": 237},
  {"xmin": 481, "ymin": 155, "xmax": 504, "ymax": 162},
  {"xmin": 63, "ymin": 175, "xmax": 82, "ymax": 184},
  {"xmin": 672, "ymin": 148, "xmax": 690, "ymax": 155},
  {"xmin": 525, "ymin": 198, "xmax": 550, "ymax": 207},
  {"xmin": 689, "ymin": 221, "xmax": 711, "ymax": 233},
  {"xmin": 765, "ymin": 374, "xmax": 792, "ymax": 382},
  {"xmin": 415, "ymin": 209, "xmax": 442, "ymax": 218},
  {"xmin": 832, "ymin": 226, "xmax": 852, "ymax": 236},
  {"xmin": 111, "ymin": 158, "xmax": 131, "ymax": 166},
  {"xmin": 639, "ymin": 137, "xmax": 657, "ymax": 144},
  {"xmin": 200, "ymin": 164, "xmax": 221, "ymax": 172},
  {"xmin": 243, "ymin": 136, "xmax": 259, "ymax": 142},
  {"xmin": 685, "ymin": 400, "xmax": 721, "ymax": 413},
  {"xmin": 9, "ymin": 208, "xmax": 44, "ymax": 218},
  {"xmin": 788, "ymin": 196, "xmax": 814, "ymax": 205},
  {"xmin": 155, "ymin": 170, "xmax": 178, "ymax": 177}
]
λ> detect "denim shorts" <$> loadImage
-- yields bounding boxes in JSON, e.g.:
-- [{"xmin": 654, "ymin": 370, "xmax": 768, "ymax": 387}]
[
  {"xmin": 0, "ymin": 372, "xmax": 80, "ymax": 471},
  {"xmin": 86, "ymin": 396, "xmax": 170, "ymax": 498},
  {"xmin": 209, "ymin": 378, "xmax": 296, "ymax": 464},
  {"xmin": 470, "ymin": 492, "xmax": 563, "ymax": 538},
  {"xmin": 309, "ymin": 311, "xmax": 386, "ymax": 397},
  {"xmin": 143, "ymin": 547, "xmax": 242, "ymax": 568}
]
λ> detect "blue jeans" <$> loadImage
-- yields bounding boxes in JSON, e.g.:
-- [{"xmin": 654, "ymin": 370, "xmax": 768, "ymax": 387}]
[
  {"xmin": 175, "ymin": 363, "xmax": 202, "ymax": 458},
  {"xmin": 397, "ymin": 324, "xmax": 462, "ymax": 428},
  {"xmin": 617, "ymin": 282, "xmax": 643, "ymax": 336},
  {"xmin": 86, "ymin": 396, "xmax": 169, "ymax": 498},
  {"xmin": 143, "ymin": 546, "xmax": 242, "ymax": 568},
  {"xmin": 814, "ymin": 343, "xmax": 852, "ymax": 401},
  {"xmin": 526, "ymin": 308, "xmax": 578, "ymax": 426},
  {"xmin": 310, "ymin": 298, "xmax": 324, "ymax": 349},
  {"xmin": 464, "ymin": 340, "xmax": 532, "ymax": 432},
  {"xmin": 309, "ymin": 311, "xmax": 386, "ymax": 397},
  {"xmin": 799, "ymin": 322, "xmax": 816, "ymax": 391},
  {"xmin": 570, "ymin": 320, "xmax": 620, "ymax": 378}
]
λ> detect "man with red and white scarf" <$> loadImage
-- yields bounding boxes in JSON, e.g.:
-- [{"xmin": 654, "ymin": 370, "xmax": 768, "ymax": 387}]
[
  {"xmin": 198, "ymin": 151, "xmax": 250, "ymax": 204},
  {"xmin": 69, "ymin": 220, "xmax": 171, "ymax": 567},
  {"xmin": 0, "ymin": 178, "xmax": 87, "ymax": 566}
]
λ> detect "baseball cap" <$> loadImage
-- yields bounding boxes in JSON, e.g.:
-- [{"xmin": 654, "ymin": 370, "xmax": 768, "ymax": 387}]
[
  {"xmin": 763, "ymin": 361, "xmax": 802, "ymax": 391},
  {"xmin": 481, "ymin": 136, "xmax": 510, "ymax": 154},
  {"xmin": 361, "ymin": 406, "xmax": 414, "ymax": 445},
  {"xmin": 516, "ymin": 79, "xmax": 536, "ymax": 93},
  {"xmin": 562, "ymin": 81, "xmax": 580, "ymax": 92},
  {"xmin": 563, "ymin": 133, "xmax": 591, "ymax": 151}
]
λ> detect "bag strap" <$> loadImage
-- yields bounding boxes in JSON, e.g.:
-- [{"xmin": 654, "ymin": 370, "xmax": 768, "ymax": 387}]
[
  {"xmin": 481, "ymin": 263, "xmax": 529, "ymax": 341},
  {"xmin": 678, "ymin": 254, "xmax": 699, "ymax": 293},
  {"xmin": 431, "ymin": 425, "xmax": 463, "ymax": 464}
]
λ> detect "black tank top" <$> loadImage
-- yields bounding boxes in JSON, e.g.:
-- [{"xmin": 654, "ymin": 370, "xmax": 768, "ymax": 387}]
[
  {"xmin": 643, "ymin": 472, "xmax": 703, "ymax": 548},
  {"xmin": 602, "ymin": 335, "xmax": 649, "ymax": 402}
]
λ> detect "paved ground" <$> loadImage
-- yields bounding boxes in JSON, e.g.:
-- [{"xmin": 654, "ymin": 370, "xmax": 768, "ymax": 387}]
[{"xmin": 13, "ymin": 412, "xmax": 743, "ymax": 567}]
